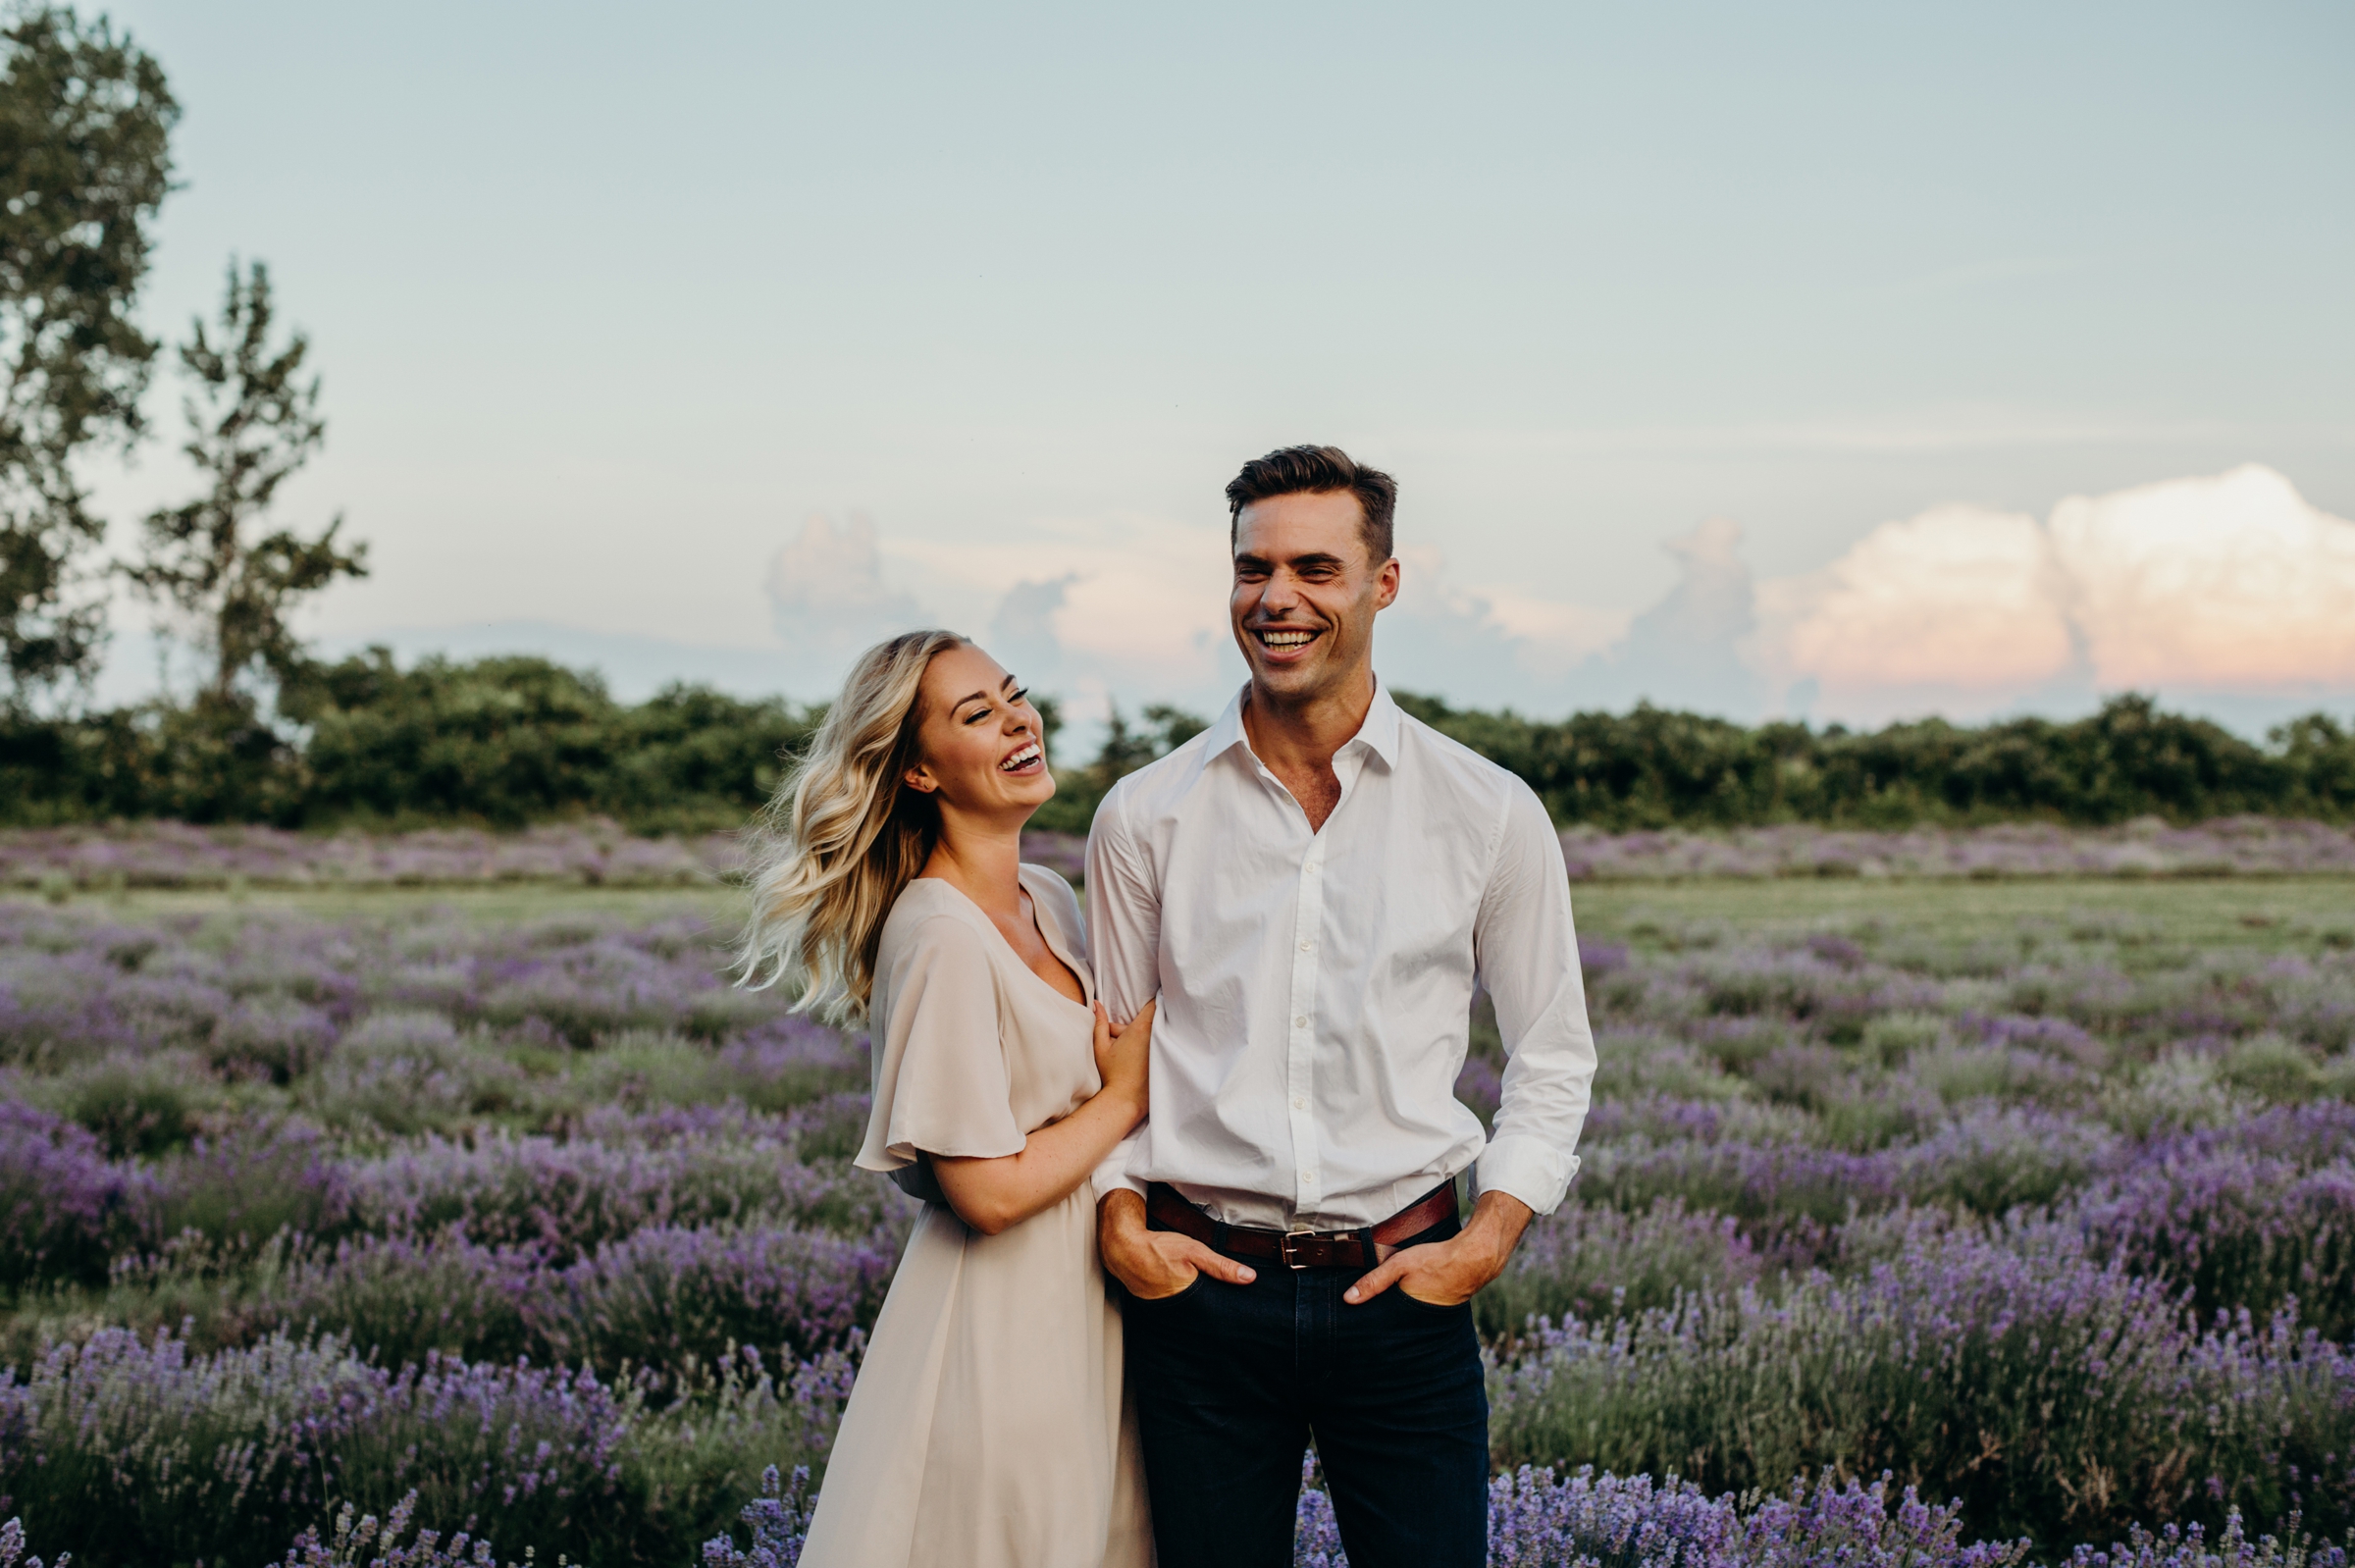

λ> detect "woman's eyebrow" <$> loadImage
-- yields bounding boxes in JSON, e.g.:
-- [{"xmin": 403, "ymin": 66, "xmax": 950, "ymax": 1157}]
[{"xmin": 950, "ymin": 690, "xmax": 989, "ymax": 711}]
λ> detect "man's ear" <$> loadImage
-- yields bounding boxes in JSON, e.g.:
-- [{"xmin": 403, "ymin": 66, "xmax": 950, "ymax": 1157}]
[{"xmin": 1374, "ymin": 555, "xmax": 1401, "ymax": 612}]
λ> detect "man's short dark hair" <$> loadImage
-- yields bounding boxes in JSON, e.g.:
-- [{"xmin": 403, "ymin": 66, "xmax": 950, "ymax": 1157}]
[{"xmin": 1226, "ymin": 445, "xmax": 1396, "ymax": 564}]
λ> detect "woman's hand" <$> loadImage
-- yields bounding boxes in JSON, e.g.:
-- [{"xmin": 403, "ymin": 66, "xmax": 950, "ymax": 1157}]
[
  {"xmin": 935, "ymin": 998, "xmax": 1156, "ymax": 1238},
  {"xmin": 1092, "ymin": 997, "xmax": 1153, "ymax": 1123}
]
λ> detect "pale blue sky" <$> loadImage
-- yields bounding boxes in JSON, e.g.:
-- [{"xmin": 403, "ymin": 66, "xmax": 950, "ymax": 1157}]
[{"xmin": 81, "ymin": 1, "xmax": 2355, "ymax": 726}]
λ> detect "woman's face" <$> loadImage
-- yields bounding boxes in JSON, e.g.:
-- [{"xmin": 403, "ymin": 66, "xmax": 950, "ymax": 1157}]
[{"xmin": 903, "ymin": 643, "xmax": 1055, "ymax": 820}]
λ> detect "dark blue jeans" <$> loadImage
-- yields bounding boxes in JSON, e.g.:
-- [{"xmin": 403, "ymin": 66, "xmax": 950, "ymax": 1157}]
[{"xmin": 1122, "ymin": 1213, "xmax": 1489, "ymax": 1568}]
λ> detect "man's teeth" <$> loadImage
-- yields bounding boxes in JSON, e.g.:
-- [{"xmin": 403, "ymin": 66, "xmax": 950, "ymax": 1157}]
[
  {"xmin": 1000, "ymin": 744, "xmax": 1041, "ymax": 772},
  {"xmin": 1259, "ymin": 629, "xmax": 1316, "ymax": 648}
]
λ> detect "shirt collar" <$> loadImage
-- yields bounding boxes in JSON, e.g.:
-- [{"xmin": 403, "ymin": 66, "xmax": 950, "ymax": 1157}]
[
  {"xmin": 1202, "ymin": 685, "xmax": 1255, "ymax": 762},
  {"xmin": 1354, "ymin": 680, "xmax": 1401, "ymax": 766},
  {"xmin": 1202, "ymin": 678, "xmax": 1401, "ymax": 768}
]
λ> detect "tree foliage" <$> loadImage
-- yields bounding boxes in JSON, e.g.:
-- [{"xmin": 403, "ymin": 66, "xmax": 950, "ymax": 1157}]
[
  {"xmin": 1028, "ymin": 702, "xmax": 1208, "ymax": 833},
  {"xmin": 0, "ymin": 651, "xmax": 820, "ymax": 829},
  {"xmin": 0, "ymin": 668, "xmax": 2349, "ymax": 832},
  {"xmin": 1395, "ymin": 691, "xmax": 2355, "ymax": 829},
  {"xmin": 0, "ymin": 4, "xmax": 176, "ymax": 706},
  {"xmin": 129, "ymin": 258, "xmax": 364, "ymax": 705}
]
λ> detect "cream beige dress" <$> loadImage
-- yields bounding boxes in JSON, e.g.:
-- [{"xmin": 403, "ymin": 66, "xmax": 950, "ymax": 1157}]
[{"xmin": 798, "ymin": 864, "xmax": 1153, "ymax": 1568}]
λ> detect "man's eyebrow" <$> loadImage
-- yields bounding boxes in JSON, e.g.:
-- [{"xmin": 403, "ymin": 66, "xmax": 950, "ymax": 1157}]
[{"xmin": 1235, "ymin": 549, "xmax": 1348, "ymax": 570}]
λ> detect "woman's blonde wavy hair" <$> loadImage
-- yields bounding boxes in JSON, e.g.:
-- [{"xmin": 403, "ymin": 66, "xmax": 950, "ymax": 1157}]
[{"xmin": 735, "ymin": 629, "xmax": 968, "ymax": 1022}]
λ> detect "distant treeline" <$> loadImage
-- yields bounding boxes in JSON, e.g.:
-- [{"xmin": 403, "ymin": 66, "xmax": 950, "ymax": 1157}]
[
  {"xmin": 0, "ymin": 653, "xmax": 815, "ymax": 835},
  {"xmin": 3, "ymin": 652, "xmax": 2351, "ymax": 832},
  {"xmin": 1390, "ymin": 693, "xmax": 2355, "ymax": 831}
]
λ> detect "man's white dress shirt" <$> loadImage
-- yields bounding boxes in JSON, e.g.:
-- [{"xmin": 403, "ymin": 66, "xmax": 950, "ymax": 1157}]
[{"xmin": 1085, "ymin": 681, "xmax": 1597, "ymax": 1229}]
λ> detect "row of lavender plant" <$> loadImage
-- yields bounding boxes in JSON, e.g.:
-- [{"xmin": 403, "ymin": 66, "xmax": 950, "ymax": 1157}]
[
  {"xmin": 9, "ymin": 815, "xmax": 2355, "ymax": 895},
  {"xmin": 4, "ymin": 1463, "xmax": 2338, "ymax": 1568},
  {"xmin": 0, "ymin": 888, "xmax": 2351, "ymax": 1562}
]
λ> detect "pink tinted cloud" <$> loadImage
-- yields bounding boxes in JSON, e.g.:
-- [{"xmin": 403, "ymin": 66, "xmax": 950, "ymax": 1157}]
[
  {"xmin": 2049, "ymin": 465, "xmax": 2355, "ymax": 688},
  {"xmin": 1765, "ymin": 465, "xmax": 2355, "ymax": 710}
]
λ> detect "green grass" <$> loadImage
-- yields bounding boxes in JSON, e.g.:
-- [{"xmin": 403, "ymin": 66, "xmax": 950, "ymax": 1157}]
[{"xmin": 1569, "ymin": 874, "xmax": 2355, "ymax": 954}]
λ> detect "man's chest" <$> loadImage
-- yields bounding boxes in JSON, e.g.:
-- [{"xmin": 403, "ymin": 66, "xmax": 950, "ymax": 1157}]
[
  {"xmin": 1259, "ymin": 759, "xmax": 1343, "ymax": 833},
  {"xmin": 1152, "ymin": 784, "xmax": 1496, "ymax": 972}
]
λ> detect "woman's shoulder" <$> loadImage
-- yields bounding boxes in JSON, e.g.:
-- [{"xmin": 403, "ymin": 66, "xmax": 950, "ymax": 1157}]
[
  {"xmin": 878, "ymin": 879, "xmax": 997, "ymax": 964},
  {"xmin": 1019, "ymin": 863, "xmax": 1086, "ymax": 934}
]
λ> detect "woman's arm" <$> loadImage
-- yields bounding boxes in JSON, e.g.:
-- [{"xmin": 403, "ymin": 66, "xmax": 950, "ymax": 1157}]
[{"xmin": 932, "ymin": 1000, "xmax": 1152, "ymax": 1236}]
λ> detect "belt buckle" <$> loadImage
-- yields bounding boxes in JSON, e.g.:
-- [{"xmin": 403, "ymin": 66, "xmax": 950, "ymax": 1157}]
[{"xmin": 1279, "ymin": 1227, "xmax": 1316, "ymax": 1271}]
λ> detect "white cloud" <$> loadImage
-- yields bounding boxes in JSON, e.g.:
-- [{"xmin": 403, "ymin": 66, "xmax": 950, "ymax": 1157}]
[
  {"xmin": 754, "ymin": 465, "xmax": 2355, "ymax": 733},
  {"xmin": 887, "ymin": 513, "xmax": 1239, "ymax": 722},
  {"xmin": 1753, "ymin": 464, "xmax": 2355, "ymax": 722},
  {"xmin": 2048, "ymin": 464, "xmax": 2355, "ymax": 688},
  {"xmin": 1473, "ymin": 588, "xmax": 1633, "ymax": 675},
  {"xmin": 763, "ymin": 512, "xmax": 928, "ymax": 695},
  {"xmin": 1760, "ymin": 504, "xmax": 2073, "ymax": 695}
]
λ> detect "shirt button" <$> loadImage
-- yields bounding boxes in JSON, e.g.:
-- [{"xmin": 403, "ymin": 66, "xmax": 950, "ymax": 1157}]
[
  {"xmin": 1292, "ymin": 1096, "xmax": 1307, "ymax": 1110},
  {"xmin": 1298, "ymin": 940, "xmax": 1314, "ymax": 953},
  {"xmin": 1293, "ymin": 1015, "xmax": 1308, "ymax": 1027},
  {"xmin": 1299, "ymin": 1171, "xmax": 1315, "ymax": 1183}
]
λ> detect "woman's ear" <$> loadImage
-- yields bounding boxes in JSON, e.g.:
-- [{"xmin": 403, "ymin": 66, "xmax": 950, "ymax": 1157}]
[{"xmin": 903, "ymin": 763, "xmax": 939, "ymax": 795}]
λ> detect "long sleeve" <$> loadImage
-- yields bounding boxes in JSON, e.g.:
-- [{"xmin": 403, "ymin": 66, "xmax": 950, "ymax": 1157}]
[
  {"xmin": 1085, "ymin": 785, "xmax": 1161, "ymax": 1201},
  {"xmin": 1469, "ymin": 782, "xmax": 1596, "ymax": 1216}
]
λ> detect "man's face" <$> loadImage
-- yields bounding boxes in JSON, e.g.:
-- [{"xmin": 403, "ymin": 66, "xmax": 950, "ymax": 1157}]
[{"xmin": 1230, "ymin": 491, "xmax": 1399, "ymax": 707}]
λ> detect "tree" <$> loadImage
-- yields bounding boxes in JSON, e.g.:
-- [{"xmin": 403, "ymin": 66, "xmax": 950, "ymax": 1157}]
[
  {"xmin": 130, "ymin": 258, "xmax": 366, "ymax": 706},
  {"xmin": 0, "ymin": 4, "xmax": 176, "ymax": 707}
]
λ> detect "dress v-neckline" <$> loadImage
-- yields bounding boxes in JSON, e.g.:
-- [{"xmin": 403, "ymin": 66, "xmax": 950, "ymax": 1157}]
[{"xmin": 916, "ymin": 871, "xmax": 1092, "ymax": 1011}]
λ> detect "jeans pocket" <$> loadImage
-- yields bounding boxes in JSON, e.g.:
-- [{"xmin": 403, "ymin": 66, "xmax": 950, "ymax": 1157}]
[
  {"xmin": 1128, "ymin": 1272, "xmax": 1209, "ymax": 1307},
  {"xmin": 1392, "ymin": 1284, "xmax": 1470, "ymax": 1314}
]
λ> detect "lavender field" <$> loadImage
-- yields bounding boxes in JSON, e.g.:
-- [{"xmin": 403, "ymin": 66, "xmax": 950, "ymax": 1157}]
[
  {"xmin": 0, "ymin": 848, "xmax": 2352, "ymax": 1566},
  {"xmin": 9, "ymin": 813, "xmax": 2353, "ymax": 896}
]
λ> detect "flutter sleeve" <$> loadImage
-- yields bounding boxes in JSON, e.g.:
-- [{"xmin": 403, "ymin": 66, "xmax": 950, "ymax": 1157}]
[{"xmin": 854, "ymin": 913, "xmax": 1026, "ymax": 1177}]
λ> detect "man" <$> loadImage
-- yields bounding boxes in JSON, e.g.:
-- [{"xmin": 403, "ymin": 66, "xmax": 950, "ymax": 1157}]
[{"xmin": 1086, "ymin": 444, "xmax": 1598, "ymax": 1567}]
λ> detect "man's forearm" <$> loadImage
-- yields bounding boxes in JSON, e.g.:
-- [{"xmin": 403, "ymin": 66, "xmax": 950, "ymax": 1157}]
[
  {"xmin": 1460, "ymin": 1188, "xmax": 1534, "ymax": 1275},
  {"xmin": 1098, "ymin": 1186, "xmax": 1148, "ymax": 1234}
]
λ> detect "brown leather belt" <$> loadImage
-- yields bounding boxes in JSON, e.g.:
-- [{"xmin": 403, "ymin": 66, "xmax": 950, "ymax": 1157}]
[{"xmin": 1144, "ymin": 1180, "xmax": 1458, "ymax": 1272}]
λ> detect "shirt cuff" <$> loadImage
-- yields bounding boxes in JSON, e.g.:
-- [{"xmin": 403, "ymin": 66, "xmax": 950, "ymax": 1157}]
[
  {"xmin": 1090, "ymin": 1129, "xmax": 1146, "ymax": 1205},
  {"xmin": 1474, "ymin": 1135, "xmax": 1581, "ymax": 1217},
  {"xmin": 1094, "ymin": 1170, "xmax": 1148, "ymax": 1205}
]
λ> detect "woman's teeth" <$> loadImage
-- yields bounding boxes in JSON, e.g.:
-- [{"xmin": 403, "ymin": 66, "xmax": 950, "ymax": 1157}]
[{"xmin": 999, "ymin": 743, "xmax": 1042, "ymax": 772}]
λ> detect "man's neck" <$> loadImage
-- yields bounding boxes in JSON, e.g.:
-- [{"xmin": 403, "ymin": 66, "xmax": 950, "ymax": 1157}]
[
  {"xmin": 1241, "ymin": 668, "xmax": 1377, "ymax": 771},
  {"xmin": 1240, "ymin": 668, "xmax": 1376, "ymax": 831}
]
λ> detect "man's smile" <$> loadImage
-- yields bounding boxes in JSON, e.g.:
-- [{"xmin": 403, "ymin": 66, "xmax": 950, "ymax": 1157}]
[{"xmin": 1251, "ymin": 625, "xmax": 1323, "ymax": 655}]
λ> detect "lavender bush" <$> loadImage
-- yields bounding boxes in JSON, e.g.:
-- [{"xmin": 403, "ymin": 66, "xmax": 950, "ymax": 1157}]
[
  {"xmin": 1554, "ymin": 816, "xmax": 2355, "ymax": 882},
  {"xmin": 275, "ymin": 1490, "xmax": 532, "ymax": 1568},
  {"xmin": 0, "ymin": 866, "xmax": 2349, "ymax": 1563},
  {"xmin": 8, "ymin": 816, "xmax": 2353, "ymax": 898},
  {"xmin": 1486, "ymin": 1223, "xmax": 2355, "ymax": 1542},
  {"xmin": 0, "ymin": 1327, "xmax": 850, "ymax": 1568}
]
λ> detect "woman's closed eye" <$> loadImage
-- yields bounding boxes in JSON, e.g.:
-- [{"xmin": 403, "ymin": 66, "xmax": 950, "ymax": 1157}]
[{"xmin": 963, "ymin": 686, "xmax": 1028, "ymax": 724}]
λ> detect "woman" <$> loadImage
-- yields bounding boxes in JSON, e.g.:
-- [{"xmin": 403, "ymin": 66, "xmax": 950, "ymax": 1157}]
[{"xmin": 738, "ymin": 629, "xmax": 1155, "ymax": 1568}]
